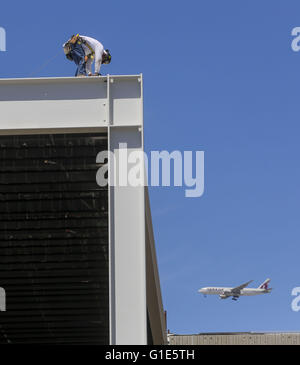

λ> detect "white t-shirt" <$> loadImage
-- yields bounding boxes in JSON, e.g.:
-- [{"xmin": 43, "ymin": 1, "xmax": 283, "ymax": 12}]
[{"xmin": 79, "ymin": 35, "xmax": 104, "ymax": 57}]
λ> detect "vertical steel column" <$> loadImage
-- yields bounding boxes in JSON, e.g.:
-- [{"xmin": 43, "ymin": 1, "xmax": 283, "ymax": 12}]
[{"xmin": 108, "ymin": 75, "xmax": 147, "ymax": 345}]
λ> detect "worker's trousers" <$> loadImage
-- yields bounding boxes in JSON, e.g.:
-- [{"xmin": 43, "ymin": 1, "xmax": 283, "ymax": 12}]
[
  {"xmin": 86, "ymin": 45, "xmax": 104, "ymax": 75},
  {"xmin": 71, "ymin": 43, "xmax": 86, "ymax": 76}
]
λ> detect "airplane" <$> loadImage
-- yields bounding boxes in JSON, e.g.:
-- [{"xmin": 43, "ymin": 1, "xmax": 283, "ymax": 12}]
[{"xmin": 198, "ymin": 278, "xmax": 272, "ymax": 301}]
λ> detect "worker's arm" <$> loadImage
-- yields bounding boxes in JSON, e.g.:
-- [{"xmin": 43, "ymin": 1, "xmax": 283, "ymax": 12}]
[
  {"xmin": 82, "ymin": 44, "xmax": 93, "ymax": 62},
  {"xmin": 81, "ymin": 38, "xmax": 95, "ymax": 57}
]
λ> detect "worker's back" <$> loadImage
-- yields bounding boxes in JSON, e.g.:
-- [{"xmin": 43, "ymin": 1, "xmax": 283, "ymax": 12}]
[{"xmin": 80, "ymin": 35, "xmax": 103, "ymax": 51}]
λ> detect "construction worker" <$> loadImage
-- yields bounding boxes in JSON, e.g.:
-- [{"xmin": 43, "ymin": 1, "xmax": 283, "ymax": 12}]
[
  {"xmin": 63, "ymin": 34, "xmax": 111, "ymax": 77},
  {"xmin": 80, "ymin": 35, "xmax": 111, "ymax": 76}
]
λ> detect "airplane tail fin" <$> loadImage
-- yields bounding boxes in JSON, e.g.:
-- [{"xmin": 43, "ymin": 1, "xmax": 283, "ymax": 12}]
[{"xmin": 258, "ymin": 278, "xmax": 271, "ymax": 290}]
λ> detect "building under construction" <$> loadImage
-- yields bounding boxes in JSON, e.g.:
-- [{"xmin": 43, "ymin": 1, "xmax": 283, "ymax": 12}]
[
  {"xmin": 0, "ymin": 75, "xmax": 167, "ymax": 345},
  {"xmin": 168, "ymin": 332, "xmax": 300, "ymax": 345}
]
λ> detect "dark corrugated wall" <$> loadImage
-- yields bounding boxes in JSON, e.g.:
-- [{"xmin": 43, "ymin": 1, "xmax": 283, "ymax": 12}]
[{"xmin": 0, "ymin": 133, "xmax": 109, "ymax": 344}]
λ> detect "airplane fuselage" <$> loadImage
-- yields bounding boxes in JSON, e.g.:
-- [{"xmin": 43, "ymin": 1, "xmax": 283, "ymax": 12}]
[{"xmin": 199, "ymin": 287, "xmax": 271, "ymax": 297}]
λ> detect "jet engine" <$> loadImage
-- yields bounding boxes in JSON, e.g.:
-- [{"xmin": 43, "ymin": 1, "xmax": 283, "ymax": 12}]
[{"xmin": 219, "ymin": 294, "xmax": 228, "ymax": 299}]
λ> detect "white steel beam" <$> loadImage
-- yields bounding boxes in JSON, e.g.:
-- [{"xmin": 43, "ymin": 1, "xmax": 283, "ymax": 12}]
[{"xmin": 107, "ymin": 75, "xmax": 147, "ymax": 344}]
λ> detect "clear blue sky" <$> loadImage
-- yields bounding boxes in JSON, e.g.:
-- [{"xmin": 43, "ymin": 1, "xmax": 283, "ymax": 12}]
[{"xmin": 1, "ymin": 0, "xmax": 300, "ymax": 334}]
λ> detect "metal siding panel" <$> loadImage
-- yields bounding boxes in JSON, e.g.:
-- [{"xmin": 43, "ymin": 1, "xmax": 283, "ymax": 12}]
[{"xmin": 0, "ymin": 133, "xmax": 109, "ymax": 344}]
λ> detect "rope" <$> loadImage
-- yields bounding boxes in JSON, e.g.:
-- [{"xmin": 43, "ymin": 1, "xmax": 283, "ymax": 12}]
[{"xmin": 28, "ymin": 51, "xmax": 62, "ymax": 77}]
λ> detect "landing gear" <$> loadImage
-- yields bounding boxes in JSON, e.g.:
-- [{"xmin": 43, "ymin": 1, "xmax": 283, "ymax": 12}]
[{"xmin": 232, "ymin": 296, "xmax": 239, "ymax": 301}]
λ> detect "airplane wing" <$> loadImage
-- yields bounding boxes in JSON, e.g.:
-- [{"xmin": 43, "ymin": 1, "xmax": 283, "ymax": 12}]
[{"xmin": 231, "ymin": 280, "xmax": 253, "ymax": 294}]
